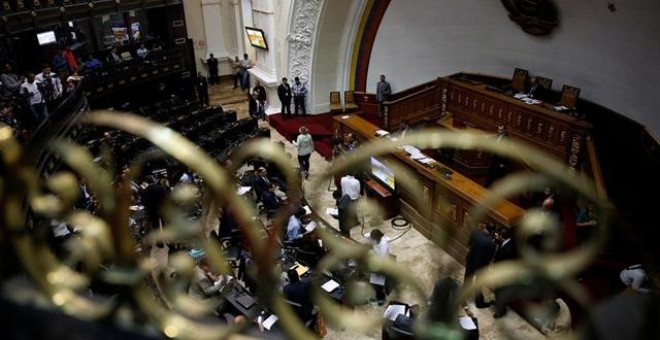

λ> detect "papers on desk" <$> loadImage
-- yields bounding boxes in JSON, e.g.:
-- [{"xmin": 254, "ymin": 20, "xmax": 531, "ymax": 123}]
[
  {"xmin": 459, "ymin": 316, "xmax": 477, "ymax": 330},
  {"xmin": 291, "ymin": 263, "xmax": 309, "ymax": 277},
  {"xmin": 341, "ymin": 115, "xmax": 350, "ymax": 119},
  {"xmin": 383, "ymin": 304, "xmax": 408, "ymax": 321},
  {"xmin": 326, "ymin": 207, "xmax": 339, "ymax": 216},
  {"xmin": 403, "ymin": 145, "xmax": 421, "ymax": 156},
  {"xmin": 236, "ymin": 186, "xmax": 252, "ymax": 196},
  {"xmin": 262, "ymin": 314, "xmax": 278, "ymax": 330},
  {"xmin": 129, "ymin": 205, "xmax": 144, "ymax": 211},
  {"xmin": 303, "ymin": 205, "xmax": 312, "ymax": 215},
  {"xmin": 417, "ymin": 157, "xmax": 436, "ymax": 165},
  {"xmin": 554, "ymin": 105, "xmax": 569, "ymax": 111},
  {"xmin": 321, "ymin": 279, "xmax": 340, "ymax": 293},
  {"xmin": 375, "ymin": 129, "xmax": 390, "ymax": 137},
  {"xmin": 513, "ymin": 93, "xmax": 528, "ymax": 99},
  {"xmin": 521, "ymin": 97, "xmax": 541, "ymax": 105},
  {"xmin": 369, "ymin": 273, "xmax": 386, "ymax": 286}
]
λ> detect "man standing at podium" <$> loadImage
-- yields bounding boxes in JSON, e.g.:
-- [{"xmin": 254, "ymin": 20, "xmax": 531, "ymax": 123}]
[{"xmin": 377, "ymin": 74, "xmax": 392, "ymax": 118}]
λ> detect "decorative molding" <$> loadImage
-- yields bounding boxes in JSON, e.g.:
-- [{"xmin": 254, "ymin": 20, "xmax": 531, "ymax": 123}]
[
  {"xmin": 287, "ymin": 0, "xmax": 323, "ymax": 84},
  {"xmin": 500, "ymin": 0, "xmax": 559, "ymax": 36}
]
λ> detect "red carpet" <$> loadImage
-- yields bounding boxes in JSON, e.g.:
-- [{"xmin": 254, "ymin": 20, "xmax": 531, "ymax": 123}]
[{"xmin": 268, "ymin": 112, "xmax": 383, "ymax": 160}]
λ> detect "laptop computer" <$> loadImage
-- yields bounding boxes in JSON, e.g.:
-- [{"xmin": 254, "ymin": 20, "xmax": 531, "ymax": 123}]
[{"xmin": 236, "ymin": 294, "xmax": 256, "ymax": 309}]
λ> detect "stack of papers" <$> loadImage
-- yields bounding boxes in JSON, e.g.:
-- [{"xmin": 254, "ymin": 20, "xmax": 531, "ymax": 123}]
[
  {"xmin": 262, "ymin": 314, "xmax": 278, "ymax": 330},
  {"xmin": 326, "ymin": 208, "xmax": 338, "ymax": 216},
  {"xmin": 521, "ymin": 98, "xmax": 541, "ymax": 105},
  {"xmin": 513, "ymin": 93, "xmax": 528, "ymax": 99},
  {"xmin": 383, "ymin": 304, "xmax": 408, "ymax": 321},
  {"xmin": 459, "ymin": 316, "xmax": 477, "ymax": 330},
  {"xmin": 236, "ymin": 186, "xmax": 252, "ymax": 195},
  {"xmin": 375, "ymin": 130, "xmax": 390, "ymax": 137},
  {"xmin": 321, "ymin": 280, "xmax": 340, "ymax": 292},
  {"xmin": 417, "ymin": 157, "xmax": 436, "ymax": 165},
  {"xmin": 402, "ymin": 145, "xmax": 421, "ymax": 155},
  {"xmin": 554, "ymin": 105, "xmax": 569, "ymax": 111}
]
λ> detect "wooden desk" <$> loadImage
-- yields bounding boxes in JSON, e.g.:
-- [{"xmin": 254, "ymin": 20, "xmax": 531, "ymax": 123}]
[
  {"xmin": 365, "ymin": 179, "xmax": 399, "ymax": 220},
  {"xmin": 442, "ymin": 74, "xmax": 592, "ymax": 171},
  {"xmin": 333, "ymin": 114, "xmax": 526, "ymax": 262}
]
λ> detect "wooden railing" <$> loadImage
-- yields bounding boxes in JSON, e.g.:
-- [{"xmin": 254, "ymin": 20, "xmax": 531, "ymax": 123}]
[
  {"xmin": 353, "ymin": 79, "xmax": 444, "ymax": 130},
  {"xmin": 382, "ymin": 78, "xmax": 443, "ymax": 130},
  {"xmin": 440, "ymin": 73, "xmax": 593, "ymax": 172},
  {"xmin": 584, "ymin": 135, "xmax": 607, "ymax": 199}
]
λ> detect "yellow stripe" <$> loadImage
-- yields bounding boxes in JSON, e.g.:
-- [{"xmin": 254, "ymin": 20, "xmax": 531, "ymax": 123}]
[{"xmin": 349, "ymin": 0, "xmax": 376, "ymax": 89}]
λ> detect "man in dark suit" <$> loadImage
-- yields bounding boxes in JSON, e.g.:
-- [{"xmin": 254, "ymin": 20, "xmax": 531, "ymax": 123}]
[
  {"xmin": 464, "ymin": 223, "xmax": 496, "ymax": 308},
  {"xmin": 492, "ymin": 227, "xmax": 516, "ymax": 317},
  {"xmin": 195, "ymin": 71, "xmax": 209, "ymax": 106},
  {"xmin": 283, "ymin": 269, "xmax": 314, "ymax": 323},
  {"xmin": 206, "ymin": 54, "xmax": 219, "ymax": 85},
  {"xmin": 253, "ymin": 81, "xmax": 267, "ymax": 109},
  {"xmin": 277, "ymin": 77, "xmax": 292, "ymax": 117},
  {"xmin": 261, "ymin": 182, "xmax": 282, "ymax": 212},
  {"xmin": 528, "ymin": 77, "xmax": 547, "ymax": 101}
]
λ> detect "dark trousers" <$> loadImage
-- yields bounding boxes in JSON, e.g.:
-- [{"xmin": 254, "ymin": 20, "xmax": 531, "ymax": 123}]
[
  {"xmin": 209, "ymin": 69, "xmax": 219, "ymax": 85},
  {"xmin": 378, "ymin": 100, "xmax": 386, "ymax": 118},
  {"xmin": 281, "ymin": 98, "xmax": 291, "ymax": 116},
  {"xmin": 294, "ymin": 96, "xmax": 306, "ymax": 115},
  {"xmin": 233, "ymin": 73, "xmax": 240, "ymax": 88},
  {"xmin": 298, "ymin": 154, "xmax": 311, "ymax": 173},
  {"xmin": 197, "ymin": 89, "xmax": 209, "ymax": 106},
  {"xmin": 464, "ymin": 272, "xmax": 489, "ymax": 308},
  {"xmin": 29, "ymin": 103, "xmax": 48, "ymax": 123},
  {"xmin": 374, "ymin": 283, "xmax": 386, "ymax": 301}
]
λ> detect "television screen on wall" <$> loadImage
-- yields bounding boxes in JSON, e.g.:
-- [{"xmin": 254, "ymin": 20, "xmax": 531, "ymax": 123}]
[
  {"xmin": 245, "ymin": 27, "xmax": 268, "ymax": 50},
  {"xmin": 37, "ymin": 31, "xmax": 57, "ymax": 46}
]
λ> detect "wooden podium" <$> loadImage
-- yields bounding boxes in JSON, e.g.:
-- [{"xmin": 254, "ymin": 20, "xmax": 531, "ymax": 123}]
[{"xmin": 365, "ymin": 179, "xmax": 399, "ymax": 220}]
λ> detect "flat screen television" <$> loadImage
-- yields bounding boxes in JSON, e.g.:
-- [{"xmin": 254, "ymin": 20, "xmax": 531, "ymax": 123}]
[
  {"xmin": 37, "ymin": 31, "xmax": 57, "ymax": 46},
  {"xmin": 371, "ymin": 157, "xmax": 395, "ymax": 190},
  {"xmin": 245, "ymin": 27, "xmax": 268, "ymax": 50}
]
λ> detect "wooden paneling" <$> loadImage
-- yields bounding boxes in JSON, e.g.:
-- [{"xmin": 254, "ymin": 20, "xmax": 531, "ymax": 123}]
[
  {"xmin": 442, "ymin": 76, "xmax": 592, "ymax": 170},
  {"xmin": 334, "ymin": 114, "xmax": 525, "ymax": 262}
]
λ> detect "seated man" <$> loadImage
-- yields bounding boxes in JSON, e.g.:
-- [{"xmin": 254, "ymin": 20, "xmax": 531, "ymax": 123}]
[
  {"xmin": 283, "ymin": 269, "xmax": 314, "ymax": 323},
  {"xmin": 261, "ymin": 182, "xmax": 283, "ymax": 212},
  {"xmin": 286, "ymin": 208, "xmax": 306, "ymax": 245},
  {"xmin": 253, "ymin": 167, "xmax": 287, "ymax": 200},
  {"xmin": 188, "ymin": 253, "xmax": 234, "ymax": 314},
  {"xmin": 382, "ymin": 304, "xmax": 420, "ymax": 339}
]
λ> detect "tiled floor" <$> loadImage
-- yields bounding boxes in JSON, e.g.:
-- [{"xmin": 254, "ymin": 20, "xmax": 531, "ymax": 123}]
[{"xmin": 154, "ymin": 81, "xmax": 545, "ymax": 339}]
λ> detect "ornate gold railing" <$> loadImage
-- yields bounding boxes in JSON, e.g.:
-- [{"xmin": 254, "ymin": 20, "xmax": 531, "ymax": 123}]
[{"xmin": 0, "ymin": 109, "xmax": 624, "ymax": 339}]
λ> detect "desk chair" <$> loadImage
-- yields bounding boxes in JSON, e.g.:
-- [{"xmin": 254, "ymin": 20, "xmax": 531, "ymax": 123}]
[
  {"xmin": 535, "ymin": 76, "xmax": 553, "ymax": 92},
  {"xmin": 330, "ymin": 91, "xmax": 343, "ymax": 113},
  {"xmin": 511, "ymin": 68, "xmax": 529, "ymax": 93},
  {"xmin": 384, "ymin": 325, "xmax": 415, "ymax": 340},
  {"xmin": 559, "ymin": 85, "xmax": 580, "ymax": 109},
  {"xmin": 344, "ymin": 91, "xmax": 359, "ymax": 112}
]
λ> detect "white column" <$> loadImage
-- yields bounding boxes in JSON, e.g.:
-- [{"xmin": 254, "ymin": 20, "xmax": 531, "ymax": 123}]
[
  {"xmin": 231, "ymin": 0, "xmax": 244, "ymax": 56},
  {"xmin": 248, "ymin": 0, "xmax": 280, "ymax": 114}
]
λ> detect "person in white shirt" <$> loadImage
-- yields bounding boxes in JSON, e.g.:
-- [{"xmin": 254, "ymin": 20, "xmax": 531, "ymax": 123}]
[
  {"xmin": 239, "ymin": 53, "xmax": 253, "ymax": 90},
  {"xmin": 340, "ymin": 174, "xmax": 361, "ymax": 200},
  {"xmin": 620, "ymin": 264, "xmax": 650, "ymax": 293},
  {"xmin": 20, "ymin": 73, "xmax": 48, "ymax": 123},
  {"xmin": 34, "ymin": 65, "xmax": 62, "ymax": 101},
  {"xmin": 136, "ymin": 44, "xmax": 149, "ymax": 58},
  {"xmin": 293, "ymin": 126, "xmax": 314, "ymax": 179},
  {"xmin": 368, "ymin": 229, "xmax": 390, "ymax": 305}
]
